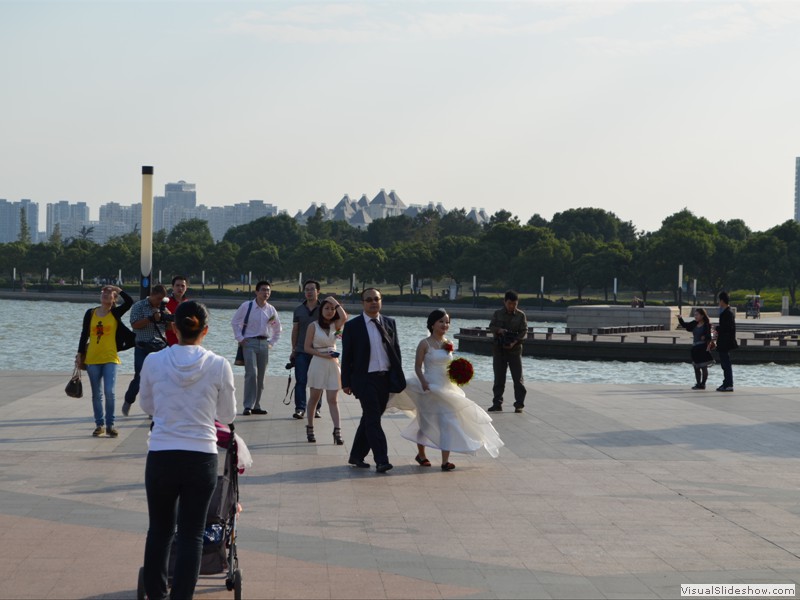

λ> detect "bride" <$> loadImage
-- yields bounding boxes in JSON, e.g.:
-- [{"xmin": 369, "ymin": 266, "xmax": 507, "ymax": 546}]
[{"xmin": 393, "ymin": 308, "xmax": 504, "ymax": 471}]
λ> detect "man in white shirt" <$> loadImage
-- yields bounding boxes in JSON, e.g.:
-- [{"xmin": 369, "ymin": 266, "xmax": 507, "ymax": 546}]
[{"xmin": 231, "ymin": 281, "xmax": 282, "ymax": 415}]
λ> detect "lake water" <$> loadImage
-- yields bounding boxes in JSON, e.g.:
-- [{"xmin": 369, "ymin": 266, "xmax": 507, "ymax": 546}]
[{"xmin": 2, "ymin": 299, "xmax": 800, "ymax": 388}]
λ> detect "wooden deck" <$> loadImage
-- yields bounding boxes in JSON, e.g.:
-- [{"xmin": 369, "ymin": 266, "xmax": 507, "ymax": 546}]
[{"xmin": 454, "ymin": 327, "xmax": 800, "ymax": 364}]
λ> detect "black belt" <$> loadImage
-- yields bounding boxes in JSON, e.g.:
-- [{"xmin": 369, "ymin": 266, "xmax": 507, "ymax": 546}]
[
  {"xmin": 249, "ymin": 336, "xmax": 269, "ymax": 340},
  {"xmin": 368, "ymin": 371, "xmax": 389, "ymax": 377}
]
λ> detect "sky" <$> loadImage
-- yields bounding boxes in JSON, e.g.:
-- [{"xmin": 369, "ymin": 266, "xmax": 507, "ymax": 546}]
[{"xmin": 2, "ymin": 0, "xmax": 800, "ymax": 235}]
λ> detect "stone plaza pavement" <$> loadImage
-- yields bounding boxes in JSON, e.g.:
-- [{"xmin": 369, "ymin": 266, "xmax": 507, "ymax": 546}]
[{"xmin": 2, "ymin": 370, "xmax": 800, "ymax": 599}]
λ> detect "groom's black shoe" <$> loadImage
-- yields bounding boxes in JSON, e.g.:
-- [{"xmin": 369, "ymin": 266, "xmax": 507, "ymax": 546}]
[
  {"xmin": 487, "ymin": 403, "xmax": 502, "ymax": 412},
  {"xmin": 348, "ymin": 460, "xmax": 370, "ymax": 469},
  {"xmin": 375, "ymin": 463, "xmax": 393, "ymax": 473}
]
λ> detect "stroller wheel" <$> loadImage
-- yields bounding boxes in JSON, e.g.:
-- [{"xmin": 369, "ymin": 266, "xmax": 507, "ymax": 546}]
[
  {"xmin": 233, "ymin": 569, "xmax": 243, "ymax": 600},
  {"xmin": 137, "ymin": 567, "xmax": 145, "ymax": 600}
]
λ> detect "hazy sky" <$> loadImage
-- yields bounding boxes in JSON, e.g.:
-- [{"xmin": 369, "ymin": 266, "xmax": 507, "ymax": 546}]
[{"xmin": 2, "ymin": 0, "xmax": 800, "ymax": 234}]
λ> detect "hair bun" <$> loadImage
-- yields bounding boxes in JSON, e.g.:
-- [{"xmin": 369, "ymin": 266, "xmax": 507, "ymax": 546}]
[{"xmin": 183, "ymin": 315, "xmax": 201, "ymax": 331}]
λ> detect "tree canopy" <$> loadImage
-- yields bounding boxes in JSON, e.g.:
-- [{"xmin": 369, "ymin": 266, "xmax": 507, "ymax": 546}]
[{"xmin": 2, "ymin": 207, "xmax": 798, "ymax": 305}]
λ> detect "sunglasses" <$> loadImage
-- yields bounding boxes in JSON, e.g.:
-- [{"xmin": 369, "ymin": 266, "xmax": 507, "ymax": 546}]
[{"xmin": 363, "ymin": 296, "xmax": 381, "ymax": 303}]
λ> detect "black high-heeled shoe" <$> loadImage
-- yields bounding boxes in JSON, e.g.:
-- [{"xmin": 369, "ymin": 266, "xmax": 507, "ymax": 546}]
[
  {"xmin": 441, "ymin": 462, "xmax": 456, "ymax": 471},
  {"xmin": 306, "ymin": 425, "xmax": 316, "ymax": 443},
  {"xmin": 333, "ymin": 427, "xmax": 343, "ymax": 445}
]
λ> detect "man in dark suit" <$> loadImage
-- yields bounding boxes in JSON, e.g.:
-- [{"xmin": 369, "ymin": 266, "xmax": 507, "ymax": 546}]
[
  {"xmin": 341, "ymin": 288, "xmax": 405, "ymax": 473},
  {"xmin": 714, "ymin": 291, "xmax": 738, "ymax": 392}
]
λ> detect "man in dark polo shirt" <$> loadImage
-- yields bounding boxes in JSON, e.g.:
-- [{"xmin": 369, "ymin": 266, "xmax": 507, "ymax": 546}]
[
  {"xmin": 488, "ymin": 290, "xmax": 528, "ymax": 413},
  {"xmin": 290, "ymin": 280, "xmax": 322, "ymax": 419}
]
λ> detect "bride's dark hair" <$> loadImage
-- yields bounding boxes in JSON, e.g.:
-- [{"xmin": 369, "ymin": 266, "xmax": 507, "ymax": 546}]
[{"xmin": 426, "ymin": 308, "xmax": 448, "ymax": 333}]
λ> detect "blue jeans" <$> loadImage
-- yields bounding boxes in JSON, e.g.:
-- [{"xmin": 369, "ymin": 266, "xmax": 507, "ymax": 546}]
[
  {"xmin": 124, "ymin": 346, "xmax": 150, "ymax": 405},
  {"xmin": 243, "ymin": 338, "xmax": 270, "ymax": 410},
  {"xmin": 143, "ymin": 450, "xmax": 218, "ymax": 600},
  {"xmin": 719, "ymin": 350, "xmax": 733, "ymax": 388},
  {"xmin": 293, "ymin": 351, "xmax": 312, "ymax": 411},
  {"xmin": 86, "ymin": 363, "xmax": 118, "ymax": 428}
]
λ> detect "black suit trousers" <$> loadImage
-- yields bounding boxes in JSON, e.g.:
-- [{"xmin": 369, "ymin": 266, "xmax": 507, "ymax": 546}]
[{"xmin": 349, "ymin": 373, "xmax": 390, "ymax": 465}]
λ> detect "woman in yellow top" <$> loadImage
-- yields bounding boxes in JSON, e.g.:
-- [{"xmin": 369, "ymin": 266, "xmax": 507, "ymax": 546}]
[{"xmin": 76, "ymin": 285, "xmax": 134, "ymax": 437}]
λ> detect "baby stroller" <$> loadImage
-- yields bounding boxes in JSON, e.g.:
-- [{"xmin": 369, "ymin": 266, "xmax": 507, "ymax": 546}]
[{"xmin": 137, "ymin": 424, "xmax": 243, "ymax": 599}]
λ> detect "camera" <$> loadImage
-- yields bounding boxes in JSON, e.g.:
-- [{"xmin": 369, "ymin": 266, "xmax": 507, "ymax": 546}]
[
  {"xmin": 159, "ymin": 300, "xmax": 175, "ymax": 323},
  {"xmin": 501, "ymin": 332, "xmax": 518, "ymax": 346},
  {"xmin": 285, "ymin": 357, "xmax": 295, "ymax": 370}
]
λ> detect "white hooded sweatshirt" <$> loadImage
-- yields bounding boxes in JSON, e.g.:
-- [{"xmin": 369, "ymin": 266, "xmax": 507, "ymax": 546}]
[{"xmin": 140, "ymin": 345, "xmax": 237, "ymax": 454}]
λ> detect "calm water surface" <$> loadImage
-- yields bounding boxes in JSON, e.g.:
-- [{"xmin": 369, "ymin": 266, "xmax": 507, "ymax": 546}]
[{"xmin": 2, "ymin": 299, "xmax": 799, "ymax": 388}]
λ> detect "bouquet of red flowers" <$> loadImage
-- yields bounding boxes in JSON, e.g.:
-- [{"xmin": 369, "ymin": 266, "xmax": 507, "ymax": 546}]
[{"xmin": 448, "ymin": 357, "xmax": 474, "ymax": 386}]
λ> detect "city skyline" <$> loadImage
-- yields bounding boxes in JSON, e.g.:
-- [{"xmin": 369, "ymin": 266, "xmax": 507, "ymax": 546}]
[
  {"xmin": 3, "ymin": 2, "xmax": 800, "ymax": 234},
  {"xmin": 0, "ymin": 181, "xmax": 490, "ymax": 244}
]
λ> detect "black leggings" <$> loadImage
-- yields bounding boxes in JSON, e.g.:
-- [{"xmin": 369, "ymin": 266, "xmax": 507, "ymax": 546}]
[
  {"xmin": 143, "ymin": 450, "xmax": 218, "ymax": 600},
  {"xmin": 694, "ymin": 367, "xmax": 708, "ymax": 385}
]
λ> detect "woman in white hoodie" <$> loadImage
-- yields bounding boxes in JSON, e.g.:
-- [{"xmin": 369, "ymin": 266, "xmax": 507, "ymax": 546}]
[{"xmin": 139, "ymin": 301, "xmax": 236, "ymax": 600}]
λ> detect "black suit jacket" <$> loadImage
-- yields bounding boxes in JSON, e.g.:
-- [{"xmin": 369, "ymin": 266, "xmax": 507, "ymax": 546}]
[
  {"xmin": 341, "ymin": 314, "xmax": 404, "ymax": 398},
  {"xmin": 715, "ymin": 306, "xmax": 738, "ymax": 352}
]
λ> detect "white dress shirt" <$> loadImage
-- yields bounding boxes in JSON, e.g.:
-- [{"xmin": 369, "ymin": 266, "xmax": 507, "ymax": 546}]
[
  {"xmin": 231, "ymin": 300, "xmax": 282, "ymax": 346},
  {"xmin": 363, "ymin": 312, "xmax": 391, "ymax": 373}
]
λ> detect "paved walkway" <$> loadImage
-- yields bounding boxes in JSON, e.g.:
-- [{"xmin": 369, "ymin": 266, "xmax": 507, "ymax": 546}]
[{"xmin": 2, "ymin": 370, "xmax": 800, "ymax": 599}]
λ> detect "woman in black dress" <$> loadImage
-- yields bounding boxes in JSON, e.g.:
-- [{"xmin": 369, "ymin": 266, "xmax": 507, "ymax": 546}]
[{"xmin": 677, "ymin": 308, "xmax": 715, "ymax": 390}]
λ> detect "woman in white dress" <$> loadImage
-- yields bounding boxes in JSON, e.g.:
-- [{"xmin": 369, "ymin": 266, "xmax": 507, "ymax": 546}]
[
  {"xmin": 304, "ymin": 297, "xmax": 348, "ymax": 444},
  {"xmin": 400, "ymin": 309, "xmax": 504, "ymax": 471}
]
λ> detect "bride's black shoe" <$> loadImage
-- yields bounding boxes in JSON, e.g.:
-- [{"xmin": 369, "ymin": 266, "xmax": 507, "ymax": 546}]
[
  {"xmin": 333, "ymin": 427, "xmax": 344, "ymax": 445},
  {"xmin": 415, "ymin": 455, "xmax": 431, "ymax": 467},
  {"xmin": 441, "ymin": 462, "xmax": 456, "ymax": 471},
  {"xmin": 306, "ymin": 425, "xmax": 316, "ymax": 443}
]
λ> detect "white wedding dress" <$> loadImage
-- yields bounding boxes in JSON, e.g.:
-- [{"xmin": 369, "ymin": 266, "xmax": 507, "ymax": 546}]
[{"xmin": 390, "ymin": 344, "xmax": 504, "ymax": 458}]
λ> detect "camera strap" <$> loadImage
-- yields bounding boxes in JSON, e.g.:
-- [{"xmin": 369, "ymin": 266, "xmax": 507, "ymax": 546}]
[
  {"xmin": 241, "ymin": 301, "xmax": 254, "ymax": 336},
  {"xmin": 282, "ymin": 370, "xmax": 295, "ymax": 405}
]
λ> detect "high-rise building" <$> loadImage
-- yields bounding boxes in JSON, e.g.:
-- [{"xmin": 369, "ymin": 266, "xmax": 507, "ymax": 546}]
[
  {"xmin": 155, "ymin": 181, "xmax": 197, "ymax": 232},
  {"xmin": 795, "ymin": 157, "xmax": 800, "ymax": 222},
  {"xmin": 0, "ymin": 199, "xmax": 39, "ymax": 243},
  {"xmin": 46, "ymin": 200, "xmax": 89, "ymax": 240}
]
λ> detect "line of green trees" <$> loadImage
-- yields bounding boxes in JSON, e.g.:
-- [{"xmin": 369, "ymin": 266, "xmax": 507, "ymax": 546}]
[{"xmin": 2, "ymin": 206, "xmax": 800, "ymax": 306}]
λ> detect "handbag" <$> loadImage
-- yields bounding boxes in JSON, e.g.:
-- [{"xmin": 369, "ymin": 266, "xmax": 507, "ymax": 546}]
[
  {"xmin": 138, "ymin": 338, "xmax": 168, "ymax": 353},
  {"xmin": 138, "ymin": 325, "xmax": 169, "ymax": 353},
  {"xmin": 65, "ymin": 367, "xmax": 83, "ymax": 398},
  {"xmin": 234, "ymin": 301, "xmax": 254, "ymax": 366}
]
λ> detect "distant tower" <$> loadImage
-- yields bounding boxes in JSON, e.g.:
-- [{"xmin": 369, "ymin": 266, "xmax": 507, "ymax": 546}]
[{"xmin": 796, "ymin": 158, "xmax": 800, "ymax": 222}]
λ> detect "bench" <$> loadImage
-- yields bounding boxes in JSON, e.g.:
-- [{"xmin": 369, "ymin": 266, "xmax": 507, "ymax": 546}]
[
  {"xmin": 591, "ymin": 334, "xmax": 627, "ymax": 343},
  {"xmin": 642, "ymin": 335, "xmax": 681, "ymax": 344}
]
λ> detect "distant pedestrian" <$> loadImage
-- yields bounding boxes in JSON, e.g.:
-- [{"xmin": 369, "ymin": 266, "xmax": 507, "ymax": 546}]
[
  {"xmin": 75, "ymin": 285, "xmax": 134, "ymax": 437},
  {"xmin": 714, "ymin": 291, "xmax": 738, "ymax": 392},
  {"xmin": 122, "ymin": 284, "xmax": 171, "ymax": 416},
  {"xmin": 677, "ymin": 308, "xmax": 714, "ymax": 390},
  {"xmin": 164, "ymin": 275, "xmax": 189, "ymax": 346},
  {"xmin": 231, "ymin": 281, "xmax": 282, "ymax": 415},
  {"xmin": 488, "ymin": 290, "xmax": 528, "ymax": 413},
  {"xmin": 289, "ymin": 280, "xmax": 321, "ymax": 419},
  {"xmin": 303, "ymin": 296, "xmax": 348, "ymax": 444}
]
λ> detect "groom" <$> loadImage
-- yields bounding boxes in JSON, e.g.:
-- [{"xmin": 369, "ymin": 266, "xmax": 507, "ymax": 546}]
[{"xmin": 341, "ymin": 287, "xmax": 405, "ymax": 473}]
